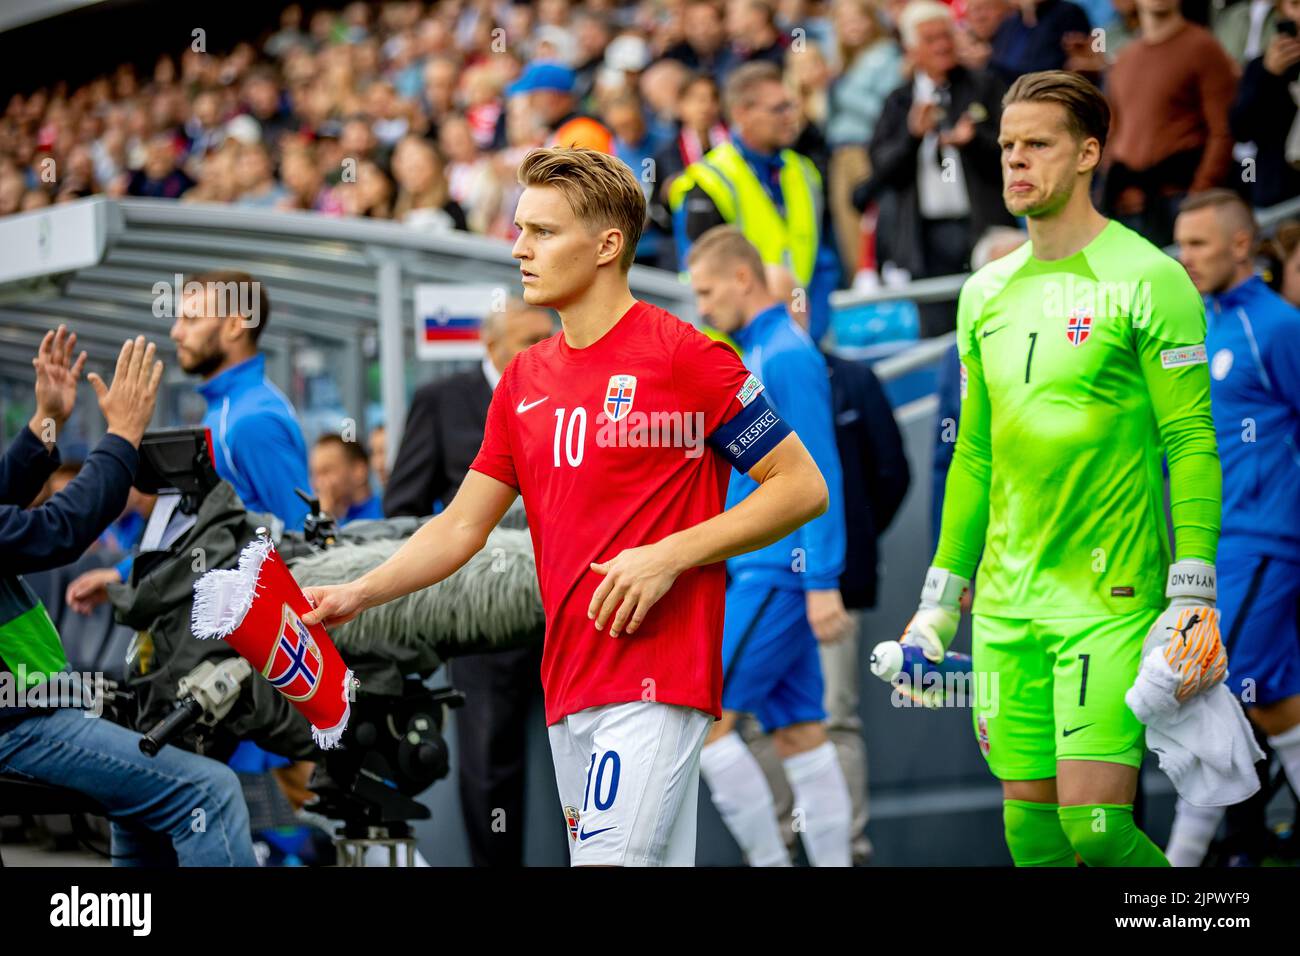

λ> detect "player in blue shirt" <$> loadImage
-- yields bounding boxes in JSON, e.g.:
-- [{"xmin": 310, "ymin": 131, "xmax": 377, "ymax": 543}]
[
  {"xmin": 687, "ymin": 226, "xmax": 854, "ymax": 867},
  {"xmin": 1169, "ymin": 191, "xmax": 1300, "ymax": 865},
  {"xmin": 309, "ymin": 432, "xmax": 384, "ymax": 526},
  {"xmin": 66, "ymin": 270, "xmax": 312, "ymax": 614}
]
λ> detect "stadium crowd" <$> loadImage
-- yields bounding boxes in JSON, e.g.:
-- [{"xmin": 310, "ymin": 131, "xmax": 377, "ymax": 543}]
[
  {"xmin": 1, "ymin": 0, "xmax": 1299, "ymax": 871},
  {"xmin": 2, "ymin": 0, "xmax": 1298, "ymax": 325}
]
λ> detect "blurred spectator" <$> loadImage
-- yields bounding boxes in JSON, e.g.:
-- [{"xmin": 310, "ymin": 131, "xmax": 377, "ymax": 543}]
[
  {"xmin": 957, "ymin": 0, "xmax": 1013, "ymax": 70},
  {"xmin": 1103, "ymin": 0, "xmax": 1238, "ymax": 246},
  {"xmin": 1229, "ymin": 0, "xmax": 1300, "ymax": 209},
  {"xmin": 421, "ymin": 55, "xmax": 462, "ymax": 133},
  {"xmin": 787, "ymin": 35, "xmax": 833, "ymax": 132},
  {"xmin": 725, "ymin": 0, "xmax": 794, "ymax": 74},
  {"xmin": 241, "ymin": 68, "xmax": 298, "ymax": 152},
  {"xmin": 265, "ymin": 4, "xmax": 309, "ymax": 60},
  {"xmin": 182, "ymin": 141, "xmax": 239, "ymax": 204},
  {"xmin": 867, "ymin": 0, "xmax": 1014, "ymax": 335},
  {"xmin": 462, "ymin": 64, "xmax": 507, "ymax": 152},
  {"xmin": 489, "ymin": 94, "xmax": 549, "ymax": 239},
  {"xmin": 0, "ymin": 168, "xmax": 23, "ymax": 216},
  {"xmin": 826, "ymin": 0, "xmax": 904, "ymax": 280},
  {"xmin": 182, "ymin": 89, "xmax": 227, "ymax": 166},
  {"xmin": 439, "ymin": 115, "xmax": 503, "ymax": 234},
  {"xmin": 309, "ymin": 433, "xmax": 382, "ymax": 525},
  {"xmin": 126, "ymin": 133, "xmax": 195, "ymax": 199},
  {"xmin": 776, "ymin": 0, "xmax": 838, "ymax": 61},
  {"xmin": 607, "ymin": 92, "xmax": 669, "ymax": 265},
  {"xmin": 640, "ymin": 57, "xmax": 691, "ymax": 145},
  {"xmin": 664, "ymin": 0, "xmax": 737, "ymax": 81},
  {"xmin": 341, "ymin": 158, "xmax": 395, "ymax": 218},
  {"xmin": 391, "ymin": 134, "xmax": 467, "ymax": 232},
  {"xmin": 338, "ymin": 115, "xmax": 381, "ymax": 170},
  {"xmin": 598, "ymin": 33, "xmax": 655, "ymax": 102},
  {"xmin": 1268, "ymin": 219, "xmax": 1300, "ymax": 306},
  {"xmin": 233, "ymin": 141, "xmax": 290, "ymax": 208},
  {"xmin": 21, "ymin": 190, "xmax": 51, "ymax": 211},
  {"xmin": 572, "ymin": 11, "xmax": 616, "ymax": 104},
  {"xmin": 366, "ymin": 81, "xmax": 413, "ymax": 147},
  {"xmin": 278, "ymin": 144, "xmax": 343, "ymax": 214},
  {"xmin": 1214, "ymin": 0, "xmax": 1282, "ymax": 64},
  {"xmin": 988, "ymin": 0, "xmax": 1092, "ymax": 84},
  {"xmin": 507, "ymin": 61, "xmax": 614, "ymax": 152},
  {"xmin": 91, "ymin": 126, "xmax": 128, "ymax": 190},
  {"xmin": 650, "ymin": 72, "xmax": 730, "ymax": 269},
  {"xmin": 1097, "ymin": 0, "xmax": 1138, "ymax": 57},
  {"xmin": 670, "ymin": 60, "xmax": 841, "ymax": 342}
]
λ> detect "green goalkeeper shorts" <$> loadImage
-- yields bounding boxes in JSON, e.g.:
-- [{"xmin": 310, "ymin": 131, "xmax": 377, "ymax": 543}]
[{"xmin": 970, "ymin": 608, "xmax": 1160, "ymax": 780}]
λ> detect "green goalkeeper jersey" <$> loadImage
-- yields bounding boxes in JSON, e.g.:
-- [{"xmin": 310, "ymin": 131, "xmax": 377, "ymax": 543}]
[{"xmin": 933, "ymin": 219, "xmax": 1221, "ymax": 617}]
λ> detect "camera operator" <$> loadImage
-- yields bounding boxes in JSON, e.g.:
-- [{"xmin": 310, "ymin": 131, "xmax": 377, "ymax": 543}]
[{"xmin": 0, "ymin": 328, "xmax": 256, "ymax": 866}]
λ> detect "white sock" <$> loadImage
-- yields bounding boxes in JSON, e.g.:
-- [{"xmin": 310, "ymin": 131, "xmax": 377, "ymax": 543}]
[
  {"xmin": 1266, "ymin": 722, "xmax": 1300, "ymax": 798},
  {"xmin": 783, "ymin": 741, "xmax": 852, "ymax": 867},
  {"xmin": 1165, "ymin": 797, "xmax": 1224, "ymax": 867},
  {"xmin": 700, "ymin": 731, "xmax": 791, "ymax": 867}
]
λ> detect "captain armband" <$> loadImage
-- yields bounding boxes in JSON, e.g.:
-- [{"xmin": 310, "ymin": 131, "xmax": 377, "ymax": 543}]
[{"xmin": 707, "ymin": 389, "xmax": 793, "ymax": 473}]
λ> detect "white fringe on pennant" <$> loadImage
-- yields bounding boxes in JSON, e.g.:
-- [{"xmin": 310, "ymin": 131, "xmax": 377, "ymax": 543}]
[
  {"xmin": 190, "ymin": 534, "xmax": 275, "ymax": 639},
  {"xmin": 311, "ymin": 668, "xmax": 355, "ymax": 750},
  {"xmin": 192, "ymin": 536, "xmax": 355, "ymax": 750}
]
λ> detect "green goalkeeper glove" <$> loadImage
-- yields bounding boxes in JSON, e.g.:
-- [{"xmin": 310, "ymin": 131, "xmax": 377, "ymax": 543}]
[{"xmin": 899, "ymin": 566, "xmax": 970, "ymax": 663}]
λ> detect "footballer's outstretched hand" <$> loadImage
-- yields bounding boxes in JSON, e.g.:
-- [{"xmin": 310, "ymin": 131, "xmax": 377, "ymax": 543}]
[
  {"xmin": 589, "ymin": 541, "xmax": 682, "ymax": 638},
  {"xmin": 302, "ymin": 580, "xmax": 370, "ymax": 630},
  {"xmin": 1144, "ymin": 559, "xmax": 1226, "ymax": 701},
  {"xmin": 900, "ymin": 566, "xmax": 970, "ymax": 663}
]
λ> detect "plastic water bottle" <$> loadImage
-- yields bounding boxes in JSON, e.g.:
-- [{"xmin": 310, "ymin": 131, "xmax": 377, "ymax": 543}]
[{"xmin": 869, "ymin": 640, "xmax": 973, "ymax": 708}]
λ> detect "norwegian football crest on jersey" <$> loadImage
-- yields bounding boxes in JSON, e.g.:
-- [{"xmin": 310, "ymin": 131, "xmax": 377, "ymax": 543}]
[
  {"xmin": 564, "ymin": 805, "xmax": 581, "ymax": 841},
  {"xmin": 264, "ymin": 604, "xmax": 323, "ymax": 702},
  {"xmin": 604, "ymin": 374, "xmax": 637, "ymax": 421},
  {"xmin": 1066, "ymin": 307, "xmax": 1092, "ymax": 346}
]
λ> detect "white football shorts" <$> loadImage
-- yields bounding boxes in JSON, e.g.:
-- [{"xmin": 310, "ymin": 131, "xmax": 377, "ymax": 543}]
[{"xmin": 548, "ymin": 700, "xmax": 712, "ymax": 867}]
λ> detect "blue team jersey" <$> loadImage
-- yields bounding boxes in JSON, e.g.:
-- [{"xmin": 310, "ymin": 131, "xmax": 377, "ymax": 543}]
[
  {"xmin": 725, "ymin": 303, "xmax": 845, "ymax": 590},
  {"xmin": 1205, "ymin": 276, "xmax": 1300, "ymax": 560},
  {"xmin": 196, "ymin": 353, "xmax": 312, "ymax": 532}
]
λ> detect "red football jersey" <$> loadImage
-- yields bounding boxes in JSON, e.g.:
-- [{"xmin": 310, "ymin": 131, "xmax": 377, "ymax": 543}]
[{"xmin": 470, "ymin": 300, "xmax": 754, "ymax": 724}]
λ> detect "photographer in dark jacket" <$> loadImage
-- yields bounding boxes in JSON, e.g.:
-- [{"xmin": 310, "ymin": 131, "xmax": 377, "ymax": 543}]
[
  {"xmin": 0, "ymin": 328, "xmax": 255, "ymax": 866},
  {"xmin": 865, "ymin": 1, "xmax": 1015, "ymax": 335}
]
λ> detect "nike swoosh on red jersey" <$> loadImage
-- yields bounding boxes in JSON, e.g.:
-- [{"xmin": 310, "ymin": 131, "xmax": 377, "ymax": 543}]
[{"xmin": 516, "ymin": 396, "xmax": 548, "ymax": 413}]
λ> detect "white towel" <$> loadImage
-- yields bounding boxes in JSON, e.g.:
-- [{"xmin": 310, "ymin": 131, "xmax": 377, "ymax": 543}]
[{"xmin": 1124, "ymin": 648, "xmax": 1264, "ymax": 807}]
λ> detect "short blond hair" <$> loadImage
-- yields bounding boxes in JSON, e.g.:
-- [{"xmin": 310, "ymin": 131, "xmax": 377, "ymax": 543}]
[
  {"xmin": 685, "ymin": 225, "xmax": 767, "ymax": 285},
  {"xmin": 518, "ymin": 146, "xmax": 645, "ymax": 272}
]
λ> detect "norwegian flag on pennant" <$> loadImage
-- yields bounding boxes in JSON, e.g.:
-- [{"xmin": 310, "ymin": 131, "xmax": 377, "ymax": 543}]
[{"xmin": 191, "ymin": 534, "xmax": 353, "ymax": 748}]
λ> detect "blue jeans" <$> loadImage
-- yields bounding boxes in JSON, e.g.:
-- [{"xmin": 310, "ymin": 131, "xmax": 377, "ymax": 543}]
[{"xmin": 0, "ymin": 709, "xmax": 257, "ymax": 866}]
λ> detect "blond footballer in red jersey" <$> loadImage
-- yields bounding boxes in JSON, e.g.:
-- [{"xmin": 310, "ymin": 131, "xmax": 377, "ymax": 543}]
[{"xmin": 304, "ymin": 147, "xmax": 828, "ymax": 866}]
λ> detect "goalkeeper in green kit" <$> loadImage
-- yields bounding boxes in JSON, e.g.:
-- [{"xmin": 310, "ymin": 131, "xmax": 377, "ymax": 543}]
[{"xmin": 903, "ymin": 71, "xmax": 1228, "ymax": 867}]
